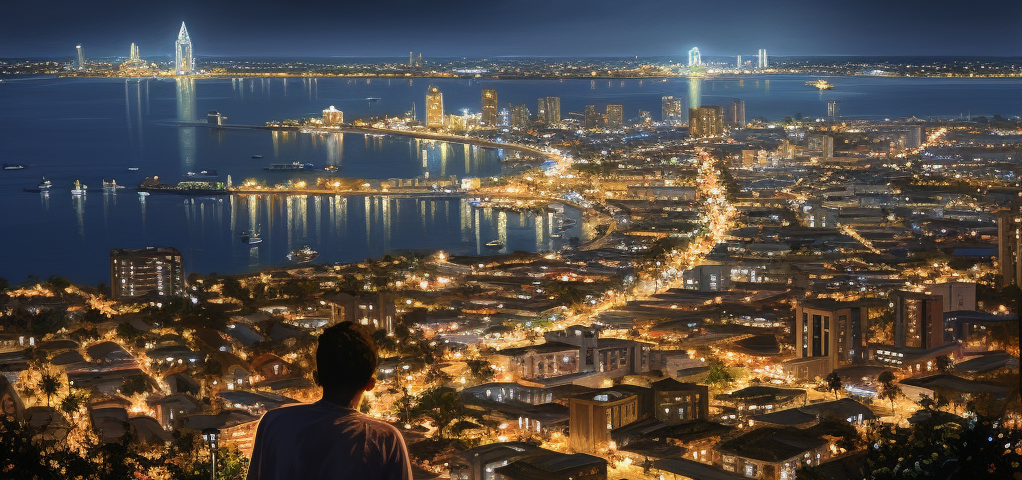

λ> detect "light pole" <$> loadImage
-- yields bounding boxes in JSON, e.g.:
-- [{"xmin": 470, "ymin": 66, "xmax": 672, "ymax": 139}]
[{"xmin": 202, "ymin": 427, "xmax": 220, "ymax": 480}]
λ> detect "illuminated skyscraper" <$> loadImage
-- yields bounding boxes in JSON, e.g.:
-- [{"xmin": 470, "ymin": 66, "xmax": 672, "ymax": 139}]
[
  {"xmin": 536, "ymin": 98, "xmax": 547, "ymax": 123},
  {"xmin": 76, "ymin": 44, "xmax": 85, "ymax": 71},
  {"xmin": 426, "ymin": 85, "xmax": 444, "ymax": 127},
  {"xmin": 757, "ymin": 49, "xmax": 768, "ymax": 69},
  {"xmin": 175, "ymin": 22, "xmax": 194, "ymax": 75},
  {"xmin": 688, "ymin": 106, "xmax": 723, "ymax": 138},
  {"xmin": 110, "ymin": 247, "xmax": 185, "ymax": 300},
  {"xmin": 322, "ymin": 105, "xmax": 343, "ymax": 125},
  {"xmin": 481, "ymin": 89, "xmax": 498, "ymax": 127},
  {"xmin": 827, "ymin": 100, "xmax": 840, "ymax": 120},
  {"xmin": 544, "ymin": 97, "xmax": 561, "ymax": 125},
  {"xmin": 584, "ymin": 105, "xmax": 598, "ymax": 129},
  {"xmin": 662, "ymin": 96, "xmax": 682, "ymax": 125},
  {"xmin": 605, "ymin": 105, "xmax": 623, "ymax": 128},
  {"xmin": 688, "ymin": 47, "xmax": 701, "ymax": 66}
]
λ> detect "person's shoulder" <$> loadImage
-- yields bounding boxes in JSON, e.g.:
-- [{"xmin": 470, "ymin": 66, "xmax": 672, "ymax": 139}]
[
  {"xmin": 350, "ymin": 412, "xmax": 404, "ymax": 438},
  {"xmin": 259, "ymin": 402, "xmax": 320, "ymax": 424}
]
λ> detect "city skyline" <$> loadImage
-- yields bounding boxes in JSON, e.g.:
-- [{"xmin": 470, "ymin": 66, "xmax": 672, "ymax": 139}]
[{"xmin": 3, "ymin": 0, "xmax": 1022, "ymax": 58}]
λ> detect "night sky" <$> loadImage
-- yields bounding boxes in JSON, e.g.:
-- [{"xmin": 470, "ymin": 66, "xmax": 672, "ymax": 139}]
[{"xmin": 3, "ymin": 0, "xmax": 1020, "ymax": 58}]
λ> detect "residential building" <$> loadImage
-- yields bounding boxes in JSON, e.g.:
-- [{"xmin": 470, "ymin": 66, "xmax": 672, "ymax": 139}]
[
  {"xmin": 689, "ymin": 106, "xmax": 723, "ymax": 138},
  {"xmin": 110, "ymin": 247, "xmax": 185, "ymax": 300},
  {"xmin": 605, "ymin": 105, "xmax": 623, "ymax": 128},
  {"xmin": 426, "ymin": 85, "xmax": 444, "ymax": 127},
  {"xmin": 482, "ymin": 90, "xmax": 499, "ymax": 127}
]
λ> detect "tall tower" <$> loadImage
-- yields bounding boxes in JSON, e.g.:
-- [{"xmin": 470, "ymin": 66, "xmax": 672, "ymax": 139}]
[
  {"xmin": 425, "ymin": 85, "xmax": 444, "ymax": 128},
  {"xmin": 757, "ymin": 49, "xmax": 768, "ymax": 69},
  {"xmin": 175, "ymin": 22, "xmax": 194, "ymax": 75},
  {"xmin": 76, "ymin": 44, "xmax": 85, "ymax": 71},
  {"xmin": 688, "ymin": 47, "xmax": 701, "ymax": 66},
  {"xmin": 827, "ymin": 100, "xmax": 840, "ymax": 120},
  {"xmin": 544, "ymin": 97, "xmax": 561, "ymax": 125},
  {"xmin": 481, "ymin": 89, "xmax": 498, "ymax": 127}
]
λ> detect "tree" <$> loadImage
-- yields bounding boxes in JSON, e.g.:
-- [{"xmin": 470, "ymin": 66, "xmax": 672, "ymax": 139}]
[
  {"xmin": 47, "ymin": 275, "xmax": 72, "ymax": 294},
  {"xmin": 38, "ymin": 371, "xmax": 62, "ymax": 407},
  {"xmin": 412, "ymin": 386, "xmax": 469, "ymax": 440},
  {"xmin": 120, "ymin": 374, "xmax": 150, "ymax": 397},
  {"xmin": 705, "ymin": 360, "xmax": 735, "ymax": 390},
  {"xmin": 876, "ymin": 370, "xmax": 901, "ymax": 415},
  {"xmin": 220, "ymin": 277, "xmax": 249, "ymax": 303},
  {"xmin": 934, "ymin": 354, "xmax": 954, "ymax": 374},
  {"xmin": 824, "ymin": 371, "xmax": 843, "ymax": 400}
]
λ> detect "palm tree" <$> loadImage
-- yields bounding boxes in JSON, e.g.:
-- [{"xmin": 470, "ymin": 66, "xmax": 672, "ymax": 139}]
[
  {"xmin": 877, "ymin": 370, "xmax": 902, "ymax": 416},
  {"xmin": 38, "ymin": 371, "xmax": 62, "ymax": 407},
  {"xmin": 412, "ymin": 386, "xmax": 468, "ymax": 441},
  {"xmin": 825, "ymin": 371, "xmax": 843, "ymax": 400}
]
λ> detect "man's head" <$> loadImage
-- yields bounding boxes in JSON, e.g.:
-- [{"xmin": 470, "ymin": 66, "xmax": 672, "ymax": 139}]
[{"xmin": 315, "ymin": 322, "xmax": 378, "ymax": 404}]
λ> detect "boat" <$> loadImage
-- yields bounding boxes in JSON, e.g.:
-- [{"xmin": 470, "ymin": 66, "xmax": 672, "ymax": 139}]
[
  {"xmin": 71, "ymin": 179, "xmax": 87, "ymax": 196},
  {"xmin": 557, "ymin": 218, "xmax": 577, "ymax": 231},
  {"xmin": 138, "ymin": 191, "xmax": 150, "ymax": 197},
  {"xmin": 3, "ymin": 163, "xmax": 27, "ymax": 170},
  {"xmin": 128, "ymin": 166, "xmax": 140, "ymax": 171},
  {"xmin": 23, "ymin": 177, "xmax": 53, "ymax": 193},
  {"xmin": 186, "ymin": 169, "xmax": 219, "ymax": 178},
  {"xmin": 365, "ymin": 97, "xmax": 381, "ymax": 102},
  {"xmin": 485, "ymin": 240, "xmax": 504, "ymax": 250},
  {"xmin": 287, "ymin": 245, "xmax": 319, "ymax": 263},
  {"xmin": 240, "ymin": 230, "xmax": 263, "ymax": 244},
  {"xmin": 264, "ymin": 161, "xmax": 317, "ymax": 171},
  {"xmin": 806, "ymin": 79, "xmax": 834, "ymax": 90},
  {"xmin": 102, "ymin": 179, "xmax": 125, "ymax": 191},
  {"xmin": 251, "ymin": 155, "xmax": 264, "ymax": 159},
  {"xmin": 323, "ymin": 165, "xmax": 339, "ymax": 172}
]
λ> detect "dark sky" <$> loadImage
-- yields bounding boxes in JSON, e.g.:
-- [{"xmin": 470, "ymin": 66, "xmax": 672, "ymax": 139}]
[{"xmin": 3, "ymin": 0, "xmax": 1020, "ymax": 58}]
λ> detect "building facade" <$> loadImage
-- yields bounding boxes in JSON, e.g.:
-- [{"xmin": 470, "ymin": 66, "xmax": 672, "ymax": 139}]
[
  {"xmin": 605, "ymin": 105, "xmax": 623, "ymax": 128},
  {"xmin": 426, "ymin": 85, "xmax": 444, "ymax": 127},
  {"xmin": 481, "ymin": 90, "xmax": 499, "ymax": 127},
  {"xmin": 110, "ymin": 247, "xmax": 185, "ymax": 300},
  {"xmin": 174, "ymin": 22, "xmax": 193, "ymax": 75},
  {"xmin": 689, "ymin": 106, "xmax": 723, "ymax": 138}
]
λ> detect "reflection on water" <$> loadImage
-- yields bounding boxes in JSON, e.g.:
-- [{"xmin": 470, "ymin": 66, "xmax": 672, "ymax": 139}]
[{"xmin": 176, "ymin": 78, "xmax": 196, "ymax": 172}]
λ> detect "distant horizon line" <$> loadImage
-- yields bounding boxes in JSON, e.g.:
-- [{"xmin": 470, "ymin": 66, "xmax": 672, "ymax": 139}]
[{"xmin": 5, "ymin": 53, "xmax": 1022, "ymax": 61}]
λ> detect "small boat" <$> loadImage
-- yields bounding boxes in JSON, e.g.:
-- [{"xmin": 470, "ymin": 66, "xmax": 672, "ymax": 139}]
[
  {"xmin": 186, "ymin": 169, "xmax": 219, "ymax": 178},
  {"xmin": 323, "ymin": 165, "xmax": 339, "ymax": 172},
  {"xmin": 485, "ymin": 240, "xmax": 504, "ymax": 250},
  {"xmin": 128, "ymin": 166, "xmax": 140, "ymax": 171},
  {"xmin": 3, "ymin": 163, "xmax": 27, "ymax": 170},
  {"xmin": 806, "ymin": 79, "xmax": 833, "ymax": 90},
  {"xmin": 71, "ymin": 179, "xmax": 87, "ymax": 196},
  {"xmin": 264, "ymin": 162, "xmax": 317, "ymax": 171},
  {"xmin": 252, "ymin": 155, "xmax": 264, "ymax": 159},
  {"xmin": 366, "ymin": 97, "xmax": 381, "ymax": 102},
  {"xmin": 558, "ymin": 218, "xmax": 577, "ymax": 231},
  {"xmin": 287, "ymin": 245, "xmax": 319, "ymax": 263},
  {"xmin": 240, "ymin": 230, "xmax": 263, "ymax": 244},
  {"xmin": 38, "ymin": 177, "xmax": 52, "ymax": 190},
  {"xmin": 138, "ymin": 191, "xmax": 150, "ymax": 197}
]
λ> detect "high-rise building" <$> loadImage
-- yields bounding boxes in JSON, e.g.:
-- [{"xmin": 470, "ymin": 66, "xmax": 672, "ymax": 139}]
[
  {"xmin": 409, "ymin": 51, "xmax": 414, "ymax": 67},
  {"xmin": 757, "ymin": 49, "xmax": 768, "ymax": 69},
  {"xmin": 510, "ymin": 104, "xmax": 530, "ymax": 129},
  {"xmin": 584, "ymin": 105, "xmax": 598, "ymax": 129},
  {"xmin": 736, "ymin": 55, "xmax": 742, "ymax": 69},
  {"xmin": 605, "ymin": 105, "xmax": 623, "ymax": 128},
  {"xmin": 827, "ymin": 100, "xmax": 840, "ymax": 120},
  {"xmin": 688, "ymin": 47, "xmax": 701, "ymax": 66},
  {"xmin": 174, "ymin": 22, "xmax": 194, "ymax": 75},
  {"xmin": 998, "ymin": 212, "xmax": 1019, "ymax": 287},
  {"xmin": 662, "ymin": 96, "xmax": 683, "ymax": 125},
  {"xmin": 426, "ymin": 85, "xmax": 444, "ymax": 127},
  {"xmin": 544, "ymin": 97, "xmax": 561, "ymax": 125},
  {"xmin": 905, "ymin": 125, "xmax": 923, "ymax": 149},
  {"xmin": 76, "ymin": 44, "xmax": 85, "ymax": 71},
  {"xmin": 535, "ymin": 98, "xmax": 546, "ymax": 123},
  {"xmin": 822, "ymin": 135, "xmax": 834, "ymax": 158},
  {"xmin": 481, "ymin": 89, "xmax": 498, "ymax": 127},
  {"xmin": 795, "ymin": 300, "xmax": 872, "ymax": 372},
  {"xmin": 724, "ymin": 100, "xmax": 745, "ymax": 128},
  {"xmin": 110, "ymin": 247, "xmax": 186, "ymax": 300},
  {"xmin": 688, "ymin": 106, "xmax": 723, "ymax": 138},
  {"xmin": 891, "ymin": 291, "xmax": 945, "ymax": 349},
  {"xmin": 322, "ymin": 105, "xmax": 343, "ymax": 125}
]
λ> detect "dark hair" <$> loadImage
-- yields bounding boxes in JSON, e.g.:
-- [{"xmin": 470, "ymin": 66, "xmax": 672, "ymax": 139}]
[{"xmin": 315, "ymin": 322, "xmax": 378, "ymax": 392}]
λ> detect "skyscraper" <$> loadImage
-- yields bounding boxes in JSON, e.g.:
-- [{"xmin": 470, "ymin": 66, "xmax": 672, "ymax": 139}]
[
  {"xmin": 175, "ymin": 22, "xmax": 194, "ymax": 75},
  {"xmin": 757, "ymin": 49, "xmax": 768, "ymax": 69},
  {"xmin": 662, "ymin": 96, "xmax": 683, "ymax": 125},
  {"xmin": 544, "ymin": 97, "xmax": 561, "ymax": 125},
  {"xmin": 736, "ymin": 55, "xmax": 742, "ymax": 69},
  {"xmin": 426, "ymin": 85, "xmax": 444, "ymax": 127},
  {"xmin": 724, "ymin": 100, "xmax": 745, "ymax": 128},
  {"xmin": 891, "ymin": 291, "xmax": 945, "ymax": 349},
  {"xmin": 536, "ymin": 98, "xmax": 547, "ymax": 123},
  {"xmin": 481, "ymin": 89, "xmax": 498, "ymax": 127},
  {"xmin": 110, "ymin": 247, "xmax": 186, "ymax": 300},
  {"xmin": 584, "ymin": 105, "xmax": 598, "ymax": 129},
  {"xmin": 999, "ymin": 212, "xmax": 1019, "ymax": 287},
  {"xmin": 827, "ymin": 100, "xmax": 840, "ymax": 120},
  {"xmin": 605, "ymin": 105, "xmax": 623, "ymax": 128},
  {"xmin": 688, "ymin": 106, "xmax": 723, "ymax": 138},
  {"xmin": 75, "ymin": 44, "xmax": 85, "ymax": 71},
  {"xmin": 510, "ymin": 104, "xmax": 530, "ymax": 129},
  {"xmin": 688, "ymin": 47, "xmax": 701, "ymax": 66}
]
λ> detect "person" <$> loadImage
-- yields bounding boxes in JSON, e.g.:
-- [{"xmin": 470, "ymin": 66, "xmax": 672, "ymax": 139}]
[{"xmin": 247, "ymin": 323, "xmax": 412, "ymax": 480}]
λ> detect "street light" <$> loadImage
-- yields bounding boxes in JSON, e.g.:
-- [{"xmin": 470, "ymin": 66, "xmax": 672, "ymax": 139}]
[{"xmin": 201, "ymin": 427, "xmax": 220, "ymax": 480}]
